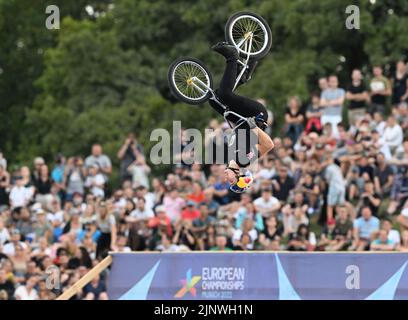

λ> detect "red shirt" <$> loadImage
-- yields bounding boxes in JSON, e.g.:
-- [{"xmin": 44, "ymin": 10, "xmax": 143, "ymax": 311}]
[
  {"xmin": 181, "ymin": 208, "xmax": 200, "ymax": 220},
  {"xmin": 187, "ymin": 192, "xmax": 205, "ymax": 204},
  {"xmin": 148, "ymin": 216, "xmax": 173, "ymax": 236}
]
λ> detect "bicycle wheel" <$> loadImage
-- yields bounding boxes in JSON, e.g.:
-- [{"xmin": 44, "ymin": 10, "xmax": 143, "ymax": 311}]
[
  {"xmin": 225, "ymin": 12, "xmax": 272, "ymax": 60},
  {"xmin": 168, "ymin": 57, "xmax": 213, "ymax": 105}
]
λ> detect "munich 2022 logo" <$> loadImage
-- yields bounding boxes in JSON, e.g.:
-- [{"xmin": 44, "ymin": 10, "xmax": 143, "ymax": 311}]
[{"xmin": 174, "ymin": 269, "xmax": 201, "ymax": 298}]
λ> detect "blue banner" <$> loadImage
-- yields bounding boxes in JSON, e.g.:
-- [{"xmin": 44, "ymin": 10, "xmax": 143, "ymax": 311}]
[{"xmin": 107, "ymin": 252, "xmax": 408, "ymax": 300}]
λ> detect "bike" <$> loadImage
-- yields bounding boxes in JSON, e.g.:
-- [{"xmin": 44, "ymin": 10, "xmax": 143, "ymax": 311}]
[{"xmin": 167, "ymin": 12, "xmax": 272, "ymax": 132}]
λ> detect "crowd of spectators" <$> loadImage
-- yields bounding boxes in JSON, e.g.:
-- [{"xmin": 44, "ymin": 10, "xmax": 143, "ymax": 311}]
[{"xmin": 0, "ymin": 60, "xmax": 408, "ymax": 300}]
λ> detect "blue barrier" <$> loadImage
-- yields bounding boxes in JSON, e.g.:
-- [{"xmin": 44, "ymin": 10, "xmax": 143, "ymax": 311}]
[{"xmin": 107, "ymin": 252, "xmax": 408, "ymax": 300}]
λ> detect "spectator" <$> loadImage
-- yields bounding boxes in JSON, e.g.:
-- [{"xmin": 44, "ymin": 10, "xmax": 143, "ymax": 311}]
[
  {"xmin": 357, "ymin": 180, "xmax": 381, "ymax": 217},
  {"xmin": 130, "ymin": 198, "xmax": 154, "ymax": 223},
  {"xmin": 64, "ymin": 157, "xmax": 86, "ymax": 200},
  {"xmin": 148, "ymin": 205, "xmax": 173, "ymax": 239},
  {"xmin": 373, "ymin": 152, "xmax": 394, "ymax": 196},
  {"xmin": 253, "ymin": 188, "xmax": 281, "ymax": 218},
  {"xmin": 305, "ymin": 92, "xmax": 323, "ymax": 134},
  {"xmin": 187, "ymin": 182, "xmax": 205, "ymax": 204},
  {"xmin": 287, "ymin": 224, "xmax": 316, "ymax": 251},
  {"xmin": 323, "ymin": 153, "xmax": 346, "ymax": 221},
  {"xmin": 235, "ymin": 202, "xmax": 264, "ymax": 232},
  {"xmin": 163, "ymin": 188, "xmax": 186, "ymax": 223},
  {"xmin": 181, "ymin": 201, "xmax": 200, "ymax": 221},
  {"xmin": 95, "ymin": 203, "xmax": 117, "ymax": 259},
  {"xmin": 320, "ymin": 75, "xmax": 345, "ymax": 138},
  {"xmin": 83, "ymin": 275, "xmax": 108, "ymax": 300},
  {"xmin": 0, "ymin": 268, "xmax": 14, "ymax": 300},
  {"xmin": 284, "ymin": 96, "xmax": 304, "ymax": 144},
  {"xmin": 14, "ymin": 275, "xmax": 38, "ymax": 300},
  {"xmin": 2, "ymin": 229, "xmax": 27, "ymax": 256},
  {"xmin": 127, "ymin": 157, "xmax": 151, "ymax": 190},
  {"xmin": 381, "ymin": 115, "xmax": 403, "ymax": 155},
  {"xmin": 0, "ymin": 165, "xmax": 10, "ymax": 209},
  {"xmin": 201, "ymin": 189, "xmax": 220, "ymax": 217},
  {"xmin": 398, "ymin": 230, "xmax": 408, "ymax": 251},
  {"xmin": 232, "ymin": 219, "xmax": 257, "ymax": 250},
  {"xmin": 192, "ymin": 204, "xmax": 215, "ymax": 240},
  {"xmin": 85, "ymin": 144, "xmax": 112, "ymax": 181},
  {"xmin": 172, "ymin": 219, "xmax": 196, "ymax": 250},
  {"xmin": 210, "ymin": 234, "xmax": 232, "ymax": 251},
  {"xmin": 271, "ymin": 165, "xmax": 295, "ymax": 202},
  {"xmin": 0, "ymin": 216, "xmax": 10, "ymax": 245},
  {"xmin": 369, "ymin": 65, "xmax": 391, "ymax": 114},
  {"xmin": 34, "ymin": 164, "xmax": 54, "ymax": 209},
  {"xmin": 391, "ymin": 59, "xmax": 408, "ymax": 108},
  {"xmin": 346, "ymin": 69, "xmax": 369, "ymax": 127},
  {"xmin": 84, "ymin": 165, "xmax": 106, "ymax": 199},
  {"xmin": 282, "ymin": 204, "xmax": 309, "ymax": 235},
  {"xmin": 117, "ymin": 133, "xmax": 144, "ymax": 183},
  {"xmin": 381, "ymin": 218, "xmax": 400, "ymax": 246},
  {"xmin": 350, "ymin": 206, "xmax": 380, "ymax": 251},
  {"xmin": 9, "ymin": 176, "xmax": 32, "ymax": 209},
  {"xmin": 370, "ymin": 229, "xmax": 395, "ymax": 251},
  {"xmin": 115, "ymin": 234, "xmax": 131, "ymax": 253},
  {"xmin": 31, "ymin": 157, "xmax": 45, "ymax": 186},
  {"xmin": 318, "ymin": 76, "xmax": 328, "ymax": 92},
  {"xmin": 258, "ymin": 216, "xmax": 283, "ymax": 249},
  {"xmin": 33, "ymin": 209, "xmax": 52, "ymax": 242},
  {"xmin": 397, "ymin": 205, "xmax": 408, "ymax": 232}
]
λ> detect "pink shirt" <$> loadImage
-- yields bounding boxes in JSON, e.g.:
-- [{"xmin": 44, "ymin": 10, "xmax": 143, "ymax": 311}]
[{"xmin": 163, "ymin": 196, "xmax": 186, "ymax": 222}]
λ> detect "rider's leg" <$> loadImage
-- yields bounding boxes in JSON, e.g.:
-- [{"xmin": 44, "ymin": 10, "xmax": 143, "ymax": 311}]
[
  {"xmin": 213, "ymin": 43, "xmax": 268, "ymax": 123},
  {"xmin": 208, "ymin": 98, "xmax": 226, "ymax": 116}
]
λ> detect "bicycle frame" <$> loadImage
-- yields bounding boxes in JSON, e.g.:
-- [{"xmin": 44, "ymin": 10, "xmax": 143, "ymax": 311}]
[{"xmin": 189, "ymin": 34, "xmax": 255, "ymax": 131}]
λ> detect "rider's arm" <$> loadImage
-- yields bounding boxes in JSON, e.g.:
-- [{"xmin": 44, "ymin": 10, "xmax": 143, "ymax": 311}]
[{"xmin": 254, "ymin": 127, "xmax": 274, "ymax": 158}]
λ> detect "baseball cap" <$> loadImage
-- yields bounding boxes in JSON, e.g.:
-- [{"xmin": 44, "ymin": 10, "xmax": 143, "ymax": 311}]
[{"xmin": 186, "ymin": 200, "xmax": 196, "ymax": 207}]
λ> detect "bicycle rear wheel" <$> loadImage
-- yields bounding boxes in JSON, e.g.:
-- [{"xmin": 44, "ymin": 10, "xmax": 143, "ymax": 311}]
[
  {"xmin": 168, "ymin": 57, "xmax": 213, "ymax": 105},
  {"xmin": 225, "ymin": 12, "xmax": 272, "ymax": 60}
]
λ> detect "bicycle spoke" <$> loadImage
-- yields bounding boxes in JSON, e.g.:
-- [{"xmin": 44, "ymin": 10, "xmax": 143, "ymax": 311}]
[
  {"xmin": 173, "ymin": 61, "xmax": 210, "ymax": 100},
  {"xmin": 230, "ymin": 15, "xmax": 268, "ymax": 55}
]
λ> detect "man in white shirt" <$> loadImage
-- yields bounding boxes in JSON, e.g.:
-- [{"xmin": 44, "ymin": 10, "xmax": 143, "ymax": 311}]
[
  {"xmin": 381, "ymin": 115, "xmax": 403, "ymax": 155},
  {"xmin": 135, "ymin": 186, "xmax": 155, "ymax": 212},
  {"xmin": 9, "ymin": 176, "xmax": 32, "ymax": 209},
  {"xmin": 127, "ymin": 197, "xmax": 154, "ymax": 223},
  {"xmin": 253, "ymin": 188, "xmax": 281, "ymax": 217}
]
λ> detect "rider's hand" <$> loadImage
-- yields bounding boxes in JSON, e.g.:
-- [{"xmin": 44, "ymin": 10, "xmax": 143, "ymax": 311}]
[{"xmin": 247, "ymin": 117, "xmax": 257, "ymax": 129}]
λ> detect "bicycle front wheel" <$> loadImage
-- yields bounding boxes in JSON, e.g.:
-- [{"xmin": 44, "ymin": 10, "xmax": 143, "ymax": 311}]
[
  {"xmin": 225, "ymin": 12, "xmax": 272, "ymax": 60},
  {"xmin": 168, "ymin": 57, "xmax": 213, "ymax": 105}
]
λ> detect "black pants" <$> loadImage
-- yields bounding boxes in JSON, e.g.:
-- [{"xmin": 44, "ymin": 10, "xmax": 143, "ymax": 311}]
[
  {"xmin": 208, "ymin": 57, "xmax": 267, "ymax": 167},
  {"xmin": 96, "ymin": 232, "xmax": 111, "ymax": 259},
  {"xmin": 208, "ymin": 57, "xmax": 268, "ymax": 124}
]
